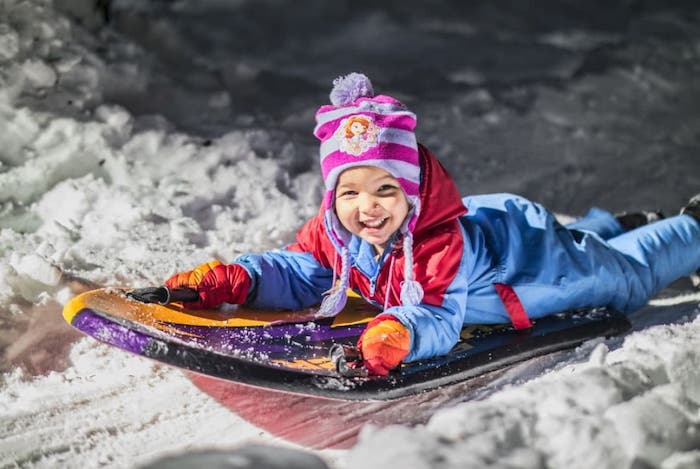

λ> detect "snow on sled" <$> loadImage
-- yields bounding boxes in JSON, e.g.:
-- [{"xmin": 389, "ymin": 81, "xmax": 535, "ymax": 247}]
[{"xmin": 62, "ymin": 287, "xmax": 630, "ymax": 401}]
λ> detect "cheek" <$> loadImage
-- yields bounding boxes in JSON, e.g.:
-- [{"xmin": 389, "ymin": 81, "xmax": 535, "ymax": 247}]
[
  {"xmin": 388, "ymin": 197, "xmax": 410, "ymax": 219},
  {"xmin": 334, "ymin": 201, "xmax": 355, "ymax": 226}
]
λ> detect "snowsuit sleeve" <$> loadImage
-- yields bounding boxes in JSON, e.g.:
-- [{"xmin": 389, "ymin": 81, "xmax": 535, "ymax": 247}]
[
  {"xmin": 235, "ymin": 214, "xmax": 335, "ymax": 309},
  {"xmin": 383, "ymin": 220, "xmax": 471, "ymax": 362}
]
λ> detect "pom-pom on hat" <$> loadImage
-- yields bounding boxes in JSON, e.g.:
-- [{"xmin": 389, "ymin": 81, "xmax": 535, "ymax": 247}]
[{"xmin": 313, "ymin": 73, "xmax": 423, "ymax": 317}]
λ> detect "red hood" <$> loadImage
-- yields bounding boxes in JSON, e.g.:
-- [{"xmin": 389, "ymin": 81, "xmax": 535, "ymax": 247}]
[{"xmin": 413, "ymin": 144, "xmax": 467, "ymax": 237}]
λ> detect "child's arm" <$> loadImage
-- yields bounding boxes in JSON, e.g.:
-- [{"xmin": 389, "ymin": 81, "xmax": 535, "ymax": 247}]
[
  {"xmin": 357, "ymin": 302, "xmax": 465, "ymax": 375},
  {"xmin": 164, "ymin": 250, "xmax": 333, "ymax": 310},
  {"xmin": 235, "ymin": 249, "xmax": 333, "ymax": 309},
  {"xmin": 236, "ymin": 211, "xmax": 336, "ymax": 309},
  {"xmin": 165, "ymin": 214, "xmax": 335, "ymax": 310},
  {"xmin": 358, "ymin": 221, "xmax": 472, "ymax": 374},
  {"xmin": 386, "ymin": 302, "xmax": 466, "ymax": 361}
]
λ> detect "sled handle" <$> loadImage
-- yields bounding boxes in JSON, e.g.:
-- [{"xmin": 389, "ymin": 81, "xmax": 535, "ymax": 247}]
[
  {"xmin": 127, "ymin": 286, "xmax": 199, "ymax": 305},
  {"xmin": 330, "ymin": 344, "xmax": 368, "ymax": 378}
]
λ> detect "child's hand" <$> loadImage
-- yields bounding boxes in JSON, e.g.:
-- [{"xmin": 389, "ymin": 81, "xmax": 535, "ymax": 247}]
[
  {"xmin": 357, "ymin": 315, "xmax": 410, "ymax": 376},
  {"xmin": 164, "ymin": 261, "xmax": 250, "ymax": 309}
]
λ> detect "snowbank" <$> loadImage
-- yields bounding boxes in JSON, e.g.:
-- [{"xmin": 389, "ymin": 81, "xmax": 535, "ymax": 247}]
[
  {"xmin": 1, "ymin": 0, "xmax": 699, "ymax": 468},
  {"xmin": 344, "ymin": 311, "xmax": 700, "ymax": 469}
]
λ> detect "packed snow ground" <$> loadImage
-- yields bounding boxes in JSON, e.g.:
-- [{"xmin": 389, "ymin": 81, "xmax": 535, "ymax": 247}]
[{"xmin": 1, "ymin": 0, "xmax": 700, "ymax": 468}]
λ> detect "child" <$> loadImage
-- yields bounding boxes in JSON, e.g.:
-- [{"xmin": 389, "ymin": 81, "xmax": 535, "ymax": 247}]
[{"xmin": 165, "ymin": 73, "xmax": 700, "ymax": 376}]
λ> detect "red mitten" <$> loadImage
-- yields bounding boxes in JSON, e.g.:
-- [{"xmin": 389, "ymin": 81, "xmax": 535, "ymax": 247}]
[
  {"xmin": 165, "ymin": 261, "xmax": 251, "ymax": 309},
  {"xmin": 357, "ymin": 315, "xmax": 411, "ymax": 376}
]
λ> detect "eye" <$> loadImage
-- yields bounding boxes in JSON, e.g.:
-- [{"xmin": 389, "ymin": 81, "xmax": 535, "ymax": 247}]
[
  {"xmin": 377, "ymin": 184, "xmax": 398, "ymax": 193},
  {"xmin": 337, "ymin": 190, "xmax": 357, "ymax": 198}
]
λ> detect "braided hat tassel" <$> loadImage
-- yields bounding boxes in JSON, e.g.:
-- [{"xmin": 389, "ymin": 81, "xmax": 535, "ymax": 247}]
[
  {"xmin": 399, "ymin": 232, "xmax": 424, "ymax": 306},
  {"xmin": 316, "ymin": 247, "xmax": 351, "ymax": 318}
]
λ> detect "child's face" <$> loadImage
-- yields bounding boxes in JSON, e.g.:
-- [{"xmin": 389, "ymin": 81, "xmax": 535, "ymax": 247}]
[{"xmin": 335, "ymin": 166, "xmax": 410, "ymax": 255}]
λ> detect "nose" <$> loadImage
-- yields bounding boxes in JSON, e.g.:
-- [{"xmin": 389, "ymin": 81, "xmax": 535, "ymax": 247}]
[{"xmin": 358, "ymin": 193, "xmax": 379, "ymax": 212}]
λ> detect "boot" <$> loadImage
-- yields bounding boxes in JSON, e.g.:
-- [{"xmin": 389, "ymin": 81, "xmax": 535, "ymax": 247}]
[
  {"xmin": 680, "ymin": 193, "xmax": 700, "ymax": 225},
  {"xmin": 680, "ymin": 194, "xmax": 700, "ymax": 288},
  {"xmin": 615, "ymin": 210, "xmax": 665, "ymax": 231}
]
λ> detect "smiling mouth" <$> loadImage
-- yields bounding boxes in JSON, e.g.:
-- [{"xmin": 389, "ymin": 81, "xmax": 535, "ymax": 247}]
[{"xmin": 360, "ymin": 217, "xmax": 388, "ymax": 229}]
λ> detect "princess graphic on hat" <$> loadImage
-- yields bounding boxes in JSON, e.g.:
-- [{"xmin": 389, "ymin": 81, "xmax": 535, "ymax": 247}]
[{"xmin": 336, "ymin": 115, "xmax": 379, "ymax": 156}]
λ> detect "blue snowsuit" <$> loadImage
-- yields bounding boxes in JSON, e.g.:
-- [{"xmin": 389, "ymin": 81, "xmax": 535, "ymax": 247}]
[
  {"xmin": 237, "ymin": 196, "xmax": 699, "ymax": 363},
  {"xmin": 461, "ymin": 195, "xmax": 700, "ymax": 324},
  {"xmin": 235, "ymin": 149, "xmax": 700, "ymax": 362}
]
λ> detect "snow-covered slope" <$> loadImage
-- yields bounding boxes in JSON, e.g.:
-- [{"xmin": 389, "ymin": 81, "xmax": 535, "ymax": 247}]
[{"xmin": 1, "ymin": 1, "xmax": 699, "ymax": 468}]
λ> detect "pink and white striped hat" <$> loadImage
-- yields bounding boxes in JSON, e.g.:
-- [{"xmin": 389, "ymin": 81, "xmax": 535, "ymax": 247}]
[{"xmin": 313, "ymin": 73, "xmax": 424, "ymax": 317}]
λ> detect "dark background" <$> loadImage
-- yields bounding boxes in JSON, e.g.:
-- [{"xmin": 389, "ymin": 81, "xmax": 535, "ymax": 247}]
[{"xmin": 62, "ymin": 0, "xmax": 700, "ymax": 214}]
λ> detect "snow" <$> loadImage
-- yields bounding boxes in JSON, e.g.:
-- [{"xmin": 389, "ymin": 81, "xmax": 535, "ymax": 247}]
[
  {"xmin": 0, "ymin": 340, "xmax": 271, "ymax": 467},
  {"xmin": 1, "ymin": 0, "xmax": 699, "ymax": 468},
  {"xmin": 344, "ymin": 321, "xmax": 700, "ymax": 469}
]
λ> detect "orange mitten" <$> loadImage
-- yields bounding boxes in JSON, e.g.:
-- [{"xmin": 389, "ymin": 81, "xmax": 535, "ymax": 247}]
[
  {"xmin": 165, "ymin": 260, "xmax": 250, "ymax": 309},
  {"xmin": 357, "ymin": 315, "xmax": 410, "ymax": 376}
]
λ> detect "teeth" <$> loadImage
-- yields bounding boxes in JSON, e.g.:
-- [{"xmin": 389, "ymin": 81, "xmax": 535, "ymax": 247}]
[{"xmin": 362, "ymin": 218, "xmax": 387, "ymax": 228}]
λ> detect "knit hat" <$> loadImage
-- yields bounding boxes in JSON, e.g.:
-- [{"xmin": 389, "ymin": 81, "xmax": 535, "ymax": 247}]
[{"xmin": 313, "ymin": 73, "xmax": 424, "ymax": 317}]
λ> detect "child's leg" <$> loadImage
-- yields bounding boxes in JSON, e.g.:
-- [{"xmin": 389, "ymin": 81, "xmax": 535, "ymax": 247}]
[
  {"xmin": 463, "ymin": 194, "xmax": 698, "ymax": 322},
  {"xmin": 605, "ymin": 214, "xmax": 700, "ymax": 310},
  {"xmin": 565, "ymin": 207, "xmax": 624, "ymax": 240}
]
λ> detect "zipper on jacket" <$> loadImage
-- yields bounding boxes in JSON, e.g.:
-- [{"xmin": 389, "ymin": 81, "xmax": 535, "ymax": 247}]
[
  {"xmin": 357, "ymin": 232, "xmax": 399, "ymax": 298},
  {"xmin": 369, "ymin": 245, "xmax": 398, "ymax": 297}
]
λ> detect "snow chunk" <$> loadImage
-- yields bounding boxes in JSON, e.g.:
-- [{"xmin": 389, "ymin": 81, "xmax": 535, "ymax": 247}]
[
  {"xmin": 662, "ymin": 451, "xmax": 700, "ymax": 469},
  {"xmin": 9, "ymin": 253, "xmax": 62, "ymax": 287},
  {"xmin": 21, "ymin": 58, "xmax": 57, "ymax": 88},
  {"xmin": 0, "ymin": 23, "xmax": 20, "ymax": 61}
]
